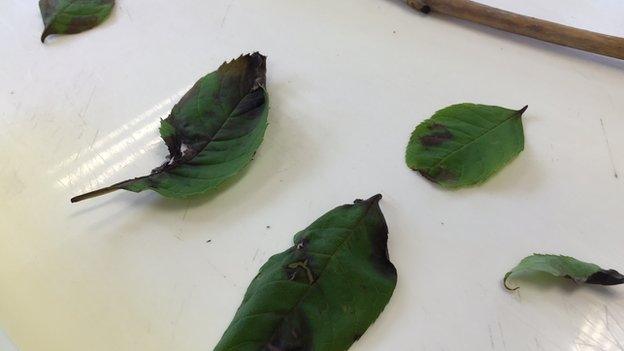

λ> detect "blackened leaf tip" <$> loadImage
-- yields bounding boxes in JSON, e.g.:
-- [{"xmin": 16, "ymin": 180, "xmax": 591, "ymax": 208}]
[
  {"xmin": 250, "ymin": 51, "xmax": 266, "ymax": 59},
  {"xmin": 354, "ymin": 194, "xmax": 382, "ymax": 205},
  {"xmin": 517, "ymin": 105, "xmax": 529, "ymax": 116},
  {"xmin": 369, "ymin": 193, "xmax": 383, "ymax": 202},
  {"xmin": 586, "ymin": 269, "xmax": 624, "ymax": 286},
  {"xmin": 234, "ymin": 52, "xmax": 266, "ymax": 63},
  {"xmin": 220, "ymin": 53, "xmax": 267, "ymax": 81}
]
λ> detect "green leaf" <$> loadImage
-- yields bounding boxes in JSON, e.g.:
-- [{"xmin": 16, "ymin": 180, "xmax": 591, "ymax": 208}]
[
  {"xmin": 39, "ymin": 0, "xmax": 115, "ymax": 43},
  {"xmin": 214, "ymin": 194, "xmax": 397, "ymax": 351},
  {"xmin": 504, "ymin": 254, "xmax": 624, "ymax": 290},
  {"xmin": 405, "ymin": 103, "xmax": 527, "ymax": 189},
  {"xmin": 71, "ymin": 53, "xmax": 269, "ymax": 202}
]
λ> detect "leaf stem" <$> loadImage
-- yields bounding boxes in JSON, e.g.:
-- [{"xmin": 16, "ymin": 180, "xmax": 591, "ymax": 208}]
[
  {"xmin": 70, "ymin": 187, "xmax": 121, "ymax": 203},
  {"xmin": 406, "ymin": 0, "xmax": 624, "ymax": 60},
  {"xmin": 70, "ymin": 177, "xmax": 148, "ymax": 203}
]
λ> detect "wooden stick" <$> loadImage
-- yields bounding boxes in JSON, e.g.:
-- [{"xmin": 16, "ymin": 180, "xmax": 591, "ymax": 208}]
[{"xmin": 406, "ymin": 0, "xmax": 624, "ymax": 60}]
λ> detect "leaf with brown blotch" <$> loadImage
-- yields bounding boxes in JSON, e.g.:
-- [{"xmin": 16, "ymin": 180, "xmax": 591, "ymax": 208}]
[
  {"xmin": 504, "ymin": 254, "xmax": 624, "ymax": 290},
  {"xmin": 39, "ymin": 0, "xmax": 115, "ymax": 42},
  {"xmin": 71, "ymin": 53, "xmax": 269, "ymax": 203},
  {"xmin": 214, "ymin": 195, "xmax": 397, "ymax": 351},
  {"xmin": 406, "ymin": 103, "xmax": 526, "ymax": 189}
]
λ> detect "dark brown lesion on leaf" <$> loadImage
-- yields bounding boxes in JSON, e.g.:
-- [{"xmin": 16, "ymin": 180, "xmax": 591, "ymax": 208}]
[
  {"xmin": 266, "ymin": 308, "xmax": 313, "ymax": 351},
  {"xmin": 162, "ymin": 135, "xmax": 181, "ymax": 160},
  {"xmin": 586, "ymin": 269, "xmax": 624, "ymax": 285},
  {"xmin": 420, "ymin": 123, "xmax": 453, "ymax": 147},
  {"xmin": 66, "ymin": 16, "xmax": 100, "ymax": 34},
  {"xmin": 367, "ymin": 202, "xmax": 398, "ymax": 279},
  {"xmin": 351, "ymin": 195, "xmax": 396, "ymax": 278},
  {"xmin": 419, "ymin": 167, "xmax": 458, "ymax": 184},
  {"xmin": 219, "ymin": 52, "xmax": 267, "ymax": 91},
  {"xmin": 369, "ymin": 228, "xmax": 397, "ymax": 279}
]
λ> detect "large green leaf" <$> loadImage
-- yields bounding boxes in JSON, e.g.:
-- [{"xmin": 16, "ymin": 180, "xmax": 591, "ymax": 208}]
[
  {"xmin": 405, "ymin": 103, "xmax": 526, "ymax": 189},
  {"xmin": 214, "ymin": 195, "xmax": 397, "ymax": 351},
  {"xmin": 71, "ymin": 53, "xmax": 269, "ymax": 202},
  {"xmin": 39, "ymin": 0, "xmax": 115, "ymax": 43},
  {"xmin": 504, "ymin": 254, "xmax": 624, "ymax": 290}
]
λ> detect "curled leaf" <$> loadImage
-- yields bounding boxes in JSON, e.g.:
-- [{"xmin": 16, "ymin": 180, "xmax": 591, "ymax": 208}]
[
  {"xmin": 214, "ymin": 195, "xmax": 397, "ymax": 351},
  {"xmin": 504, "ymin": 254, "xmax": 624, "ymax": 290},
  {"xmin": 406, "ymin": 103, "xmax": 526, "ymax": 188},
  {"xmin": 71, "ymin": 53, "xmax": 269, "ymax": 202},
  {"xmin": 39, "ymin": 0, "xmax": 115, "ymax": 43}
]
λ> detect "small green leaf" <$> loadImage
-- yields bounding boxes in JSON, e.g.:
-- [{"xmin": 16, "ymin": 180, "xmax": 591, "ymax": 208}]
[
  {"xmin": 214, "ymin": 195, "xmax": 397, "ymax": 351},
  {"xmin": 504, "ymin": 254, "xmax": 624, "ymax": 290},
  {"xmin": 71, "ymin": 53, "xmax": 269, "ymax": 202},
  {"xmin": 39, "ymin": 0, "xmax": 115, "ymax": 43},
  {"xmin": 406, "ymin": 103, "xmax": 527, "ymax": 188}
]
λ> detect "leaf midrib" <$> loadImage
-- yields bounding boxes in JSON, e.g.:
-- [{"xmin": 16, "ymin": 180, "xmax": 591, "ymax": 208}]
[{"xmin": 425, "ymin": 109, "xmax": 522, "ymax": 171}]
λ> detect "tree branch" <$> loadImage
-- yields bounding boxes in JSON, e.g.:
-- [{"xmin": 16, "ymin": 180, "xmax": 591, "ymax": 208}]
[{"xmin": 406, "ymin": 0, "xmax": 624, "ymax": 60}]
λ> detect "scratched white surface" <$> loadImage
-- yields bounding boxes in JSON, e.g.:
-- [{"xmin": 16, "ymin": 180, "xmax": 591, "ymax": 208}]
[{"xmin": 1, "ymin": 0, "xmax": 624, "ymax": 350}]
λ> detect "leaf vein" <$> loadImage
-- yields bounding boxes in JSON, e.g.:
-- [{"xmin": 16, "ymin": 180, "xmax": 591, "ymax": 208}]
[{"xmin": 425, "ymin": 110, "xmax": 521, "ymax": 171}]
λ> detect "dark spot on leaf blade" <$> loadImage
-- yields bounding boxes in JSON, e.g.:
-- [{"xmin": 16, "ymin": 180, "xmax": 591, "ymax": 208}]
[
  {"xmin": 418, "ymin": 168, "xmax": 458, "ymax": 184},
  {"xmin": 420, "ymin": 131, "xmax": 453, "ymax": 147},
  {"xmin": 266, "ymin": 308, "xmax": 313, "ymax": 351}
]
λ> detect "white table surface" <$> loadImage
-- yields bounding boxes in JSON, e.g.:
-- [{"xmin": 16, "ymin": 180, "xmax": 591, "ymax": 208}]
[{"xmin": 1, "ymin": 1, "xmax": 624, "ymax": 350}]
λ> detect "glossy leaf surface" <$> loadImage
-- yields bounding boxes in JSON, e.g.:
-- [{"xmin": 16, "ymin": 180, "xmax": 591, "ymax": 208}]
[
  {"xmin": 406, "ymin": 103, "xmax": 526, "ymax": 188},
  {"xmin": 71, "ymin": 53, "xmax": 268, "ymax": 202},
  {"xmin": 39, "ymin": 0, "xmax": 115, "ymax": 42},
  {"xmin": 214, "ymin": 195, "xmax": 397, "ymax": 351},
  {"xmin": 504, "ymin": 254, "xmax": 624, "ymax": 290}
]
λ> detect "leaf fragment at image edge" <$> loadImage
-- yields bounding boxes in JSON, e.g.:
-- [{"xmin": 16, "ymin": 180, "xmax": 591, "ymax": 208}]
[
  {"xmin": 405, "ymin": 103, "xmax": 527, "ymax": 189},
  {"xmin": 213, "ymin": 194, "xmax": 397, "ymax": 351},
  {"xmin": 504, "ymin": 254, "xmax": 624, "ymax": 290},
  {"xmin": 71, "ymin": 52, "xmax": 269, "ymax": 202},
  {"xmin": 39, "ymin": 0, "xmax": 115, "ymax": 43}
]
